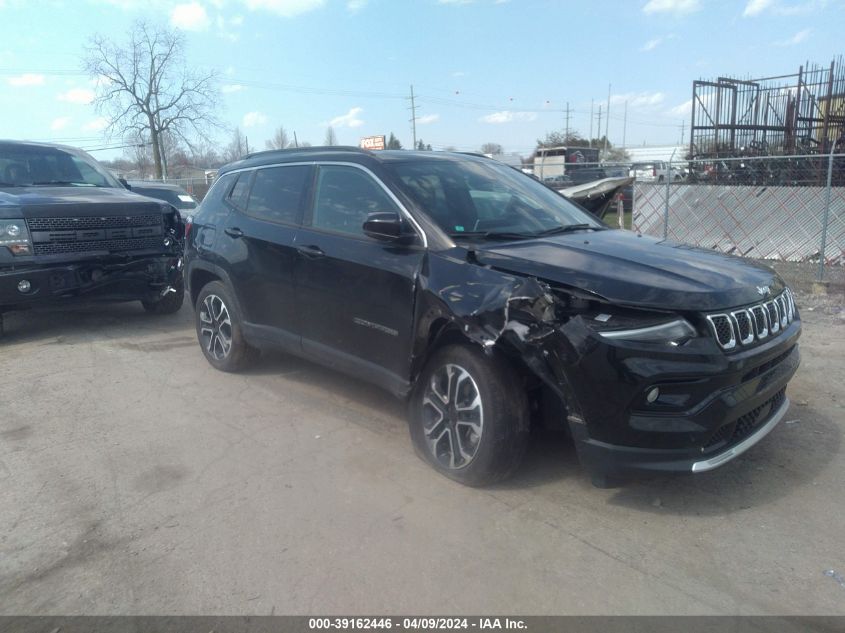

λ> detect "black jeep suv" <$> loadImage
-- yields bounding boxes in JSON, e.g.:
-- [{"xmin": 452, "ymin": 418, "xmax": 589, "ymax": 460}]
[
  {"xmin": 0, "ymin": 141, "xmax": 184, "ymax": 335},
  {"xmin": 184, "ymin": 147, "xmax": 800, "ymax": 486}
]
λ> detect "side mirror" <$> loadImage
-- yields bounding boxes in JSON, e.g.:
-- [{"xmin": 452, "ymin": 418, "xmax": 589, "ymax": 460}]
[
  {"xmin": 362, "ymin": 211, "xmax": 408, "ymax": 242},
  {"xmin": 118, "ymin": 178, "xmax": 131, "ymax": 190}
]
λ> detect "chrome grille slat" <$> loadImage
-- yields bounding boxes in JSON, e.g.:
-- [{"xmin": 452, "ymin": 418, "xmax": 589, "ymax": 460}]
[{"xmin": 707, "ymin": 290, "xmax": 795, "ymax": 350}]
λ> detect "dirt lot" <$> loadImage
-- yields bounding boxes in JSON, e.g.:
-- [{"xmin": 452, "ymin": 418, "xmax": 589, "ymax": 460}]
[{"xmin": 1, "ymin": 291, "xmax": 844, "ymax": 615}]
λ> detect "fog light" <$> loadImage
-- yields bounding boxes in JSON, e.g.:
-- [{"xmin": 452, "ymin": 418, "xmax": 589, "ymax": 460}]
[
  {"xmin": 17, "ymin": 279, "xmax": 31, "ymax": 293},
  {"xmin": 646, "ymin": 387, "xmax": 660, "ymax": 403}
]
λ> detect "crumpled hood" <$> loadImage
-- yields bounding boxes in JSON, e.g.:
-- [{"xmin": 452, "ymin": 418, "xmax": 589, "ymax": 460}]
[
  {"xmin": 472, "ymin": 229, "xmax": 784, "ymax": 312},
  {"xmin": 0, "ymin": 186, "xmax": 165, "ymax": 219}
]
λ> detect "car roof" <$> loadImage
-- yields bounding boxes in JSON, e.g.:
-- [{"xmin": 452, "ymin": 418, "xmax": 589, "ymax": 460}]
[
  {"xmin": 217, "ymin": 147, "xmax": 488, "ymax": 175},
  {"xmin": 0, "ymin": 139, "xmax": 89, "ymax": 156}
]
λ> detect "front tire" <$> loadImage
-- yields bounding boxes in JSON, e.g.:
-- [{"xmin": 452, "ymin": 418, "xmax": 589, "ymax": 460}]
[
  {"xmin": 409, "ymin": 344, "xmax": 529, "ymax": 486},
  {"xmin": 195, "ymin": 281, "xmax": 258, "ymax": 372}
]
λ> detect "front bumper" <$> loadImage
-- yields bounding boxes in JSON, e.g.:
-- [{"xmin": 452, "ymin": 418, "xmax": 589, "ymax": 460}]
[
  {"xmin": 566, "ymin": 319, "xmax": 801, "ymax": 478},
  {"xmin": 0, "ymin": 254, "xmax": 182, "ymax": 311}
]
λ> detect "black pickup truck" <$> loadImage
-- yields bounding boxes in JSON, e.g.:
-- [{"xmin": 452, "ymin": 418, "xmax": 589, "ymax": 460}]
[{"xmin": 0, "ymin": 141, "xmax": 184, "ymax": 336}]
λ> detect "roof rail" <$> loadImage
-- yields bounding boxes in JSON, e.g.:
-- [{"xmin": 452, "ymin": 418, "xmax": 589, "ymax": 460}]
[{"xmin": 243, "ymin": 145, "xmax": 370, "ymax": 160}]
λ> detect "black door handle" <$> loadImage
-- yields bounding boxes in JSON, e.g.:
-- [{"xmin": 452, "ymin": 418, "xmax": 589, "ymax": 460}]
[
  {"xmin": 297, "ymin": 244, "xmax": 325, "ymax": 258},
  {"xmin": 224, "ymin": 227, "xmax": 244, "ymax": 238}
]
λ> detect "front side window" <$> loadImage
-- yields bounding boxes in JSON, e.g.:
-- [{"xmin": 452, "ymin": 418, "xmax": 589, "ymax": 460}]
[
  {"xmin": 311, "ymin": 165, "xmax": 399, "ymax": 236},
  {"xmin": 246, "ymin": 165, "xmax": 310, "ymax": 226}
]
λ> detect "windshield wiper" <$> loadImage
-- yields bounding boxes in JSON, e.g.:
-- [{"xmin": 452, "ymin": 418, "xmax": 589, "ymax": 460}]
[
  {"xmin": 447, "ymin": 231, "xmax": 537, "ymax": 241},
  {"xmin": 30, "ymin": 180, "xmax": 99, "ymax": 187},
  {"xmin": 532, "ymin": 223, "xmax": 604, "ymax": 236}
]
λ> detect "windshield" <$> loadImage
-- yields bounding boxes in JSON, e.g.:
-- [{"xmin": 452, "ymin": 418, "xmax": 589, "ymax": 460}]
[
  {"xmin": 0, "ymin": 144, "xmax": 120, "ymax": 188},
  {"xmin": 387, "ymin": 158, "xmax": 602, "ymax": 239}
]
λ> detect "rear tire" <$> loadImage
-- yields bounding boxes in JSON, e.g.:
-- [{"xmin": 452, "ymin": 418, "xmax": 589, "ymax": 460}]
[
  {"xmin": 409, "ymin": 344, "xmax": 529, "ymax": 486},
  {"xmin": 195, "ymin": 281, "xmax": 258, "ymax": 372},
  {"xmin": 142, "ymin": 278, "xmax": 185, "ymax": 315}
]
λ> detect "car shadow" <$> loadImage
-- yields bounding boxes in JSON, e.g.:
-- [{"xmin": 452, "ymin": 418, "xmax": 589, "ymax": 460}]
[
  {"xmin": 0, "ymin": 302, "xmax": 194, "ymax": 347},
  {"xmin": 603, "ymin": 404, "xmax": 841, "ymax": 516}
]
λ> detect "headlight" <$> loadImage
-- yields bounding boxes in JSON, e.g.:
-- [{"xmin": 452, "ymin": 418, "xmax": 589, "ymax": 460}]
[
  {"xmin": 597, "ymin": 318, "xmax": 697, "ymax": 344},
  {"xmin": 0, "ymin": 219, "xmax": 33, "ymax": 256}
]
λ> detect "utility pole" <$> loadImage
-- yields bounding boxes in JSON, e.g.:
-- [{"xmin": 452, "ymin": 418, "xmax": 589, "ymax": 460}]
[
  {"xmin": 679, "ymin": 121, "xmax": 685, "ymax": 146},
  {"xmin": 604, "ymin": 83, "xmax": 611, "ymax": 157},
  {"xmin": 622, "ymin": 100, "xmax": 628, "ymax": 150},
  {"xmin": 293, "ymin": 131, "xmax": 299, "ymax": 148},
  {"xmin": 408, "ymin": 84, "xmax": 418, "ymax": 149},
  {"xmin": 245, "ymin": 136, "xmax": 250, "ymax": 156},
  {"xmin": 589, "ymin": 99, "xmax": 594, "ymax": 148},
  {"xmin": 596, "ymin": 105, "xmax": 602, "ymax": 152},
  {"xmin": 564, "ymin": 101, "xmax": 571, "ymax": 139}
]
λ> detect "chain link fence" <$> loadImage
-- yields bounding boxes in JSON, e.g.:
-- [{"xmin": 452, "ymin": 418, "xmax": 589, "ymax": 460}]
[
  {"xmin": 527, "ymin": 152, "xmax": 845, "ymax": 285},
  {"xmin": 631, "ymin": 154, "xmax": 845, "ymax": 283}
]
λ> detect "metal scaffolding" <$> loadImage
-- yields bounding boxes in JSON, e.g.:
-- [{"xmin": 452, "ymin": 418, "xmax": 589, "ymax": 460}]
[{"xmin": 690, "ymin": 57, "xmax": 845, "ymax": 158}]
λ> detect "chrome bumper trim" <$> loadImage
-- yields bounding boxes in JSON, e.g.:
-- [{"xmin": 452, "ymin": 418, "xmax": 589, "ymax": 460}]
[{"xmin": 691, "ymin": 397, "xmax": 790, "ymax": 473}]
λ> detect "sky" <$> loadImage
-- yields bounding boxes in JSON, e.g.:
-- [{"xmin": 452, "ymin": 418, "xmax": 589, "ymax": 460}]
[{"xmin": 0, "ymin": 0, "xmax": 841, "ymax": 161}]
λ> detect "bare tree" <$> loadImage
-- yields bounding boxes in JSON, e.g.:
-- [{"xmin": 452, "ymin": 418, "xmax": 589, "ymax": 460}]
[
  {"xmin": 266, "ymin": 126, "xmax": 291, "ymax": 150},
  {"xmin": 323, "ymin": 126, "xmax": 338, "ymax": 146},
  {"xmin": 480, "ymin": 142, "xmax": 503, "ymax": 155},
  {"xmin": 84, "ymin": 21, "xmax": 221, "ymax": 179},
  {"xmin": 224, "ymin": 127, "xmax": 247, "ymax": 162}
]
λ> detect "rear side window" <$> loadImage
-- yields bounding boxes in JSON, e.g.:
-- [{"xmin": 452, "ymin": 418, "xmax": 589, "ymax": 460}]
[
  {"xmin": 195, "ymin": 173, "xmax": 236, "ymax": 225},
  {"xmin": 311, "ymin": 165, "xmax": 399, "ymax": 236},
  {"xmin": 245, "ymin": 165, "xmax": 310, "ymax": 226},
  {"xmin": 228, "ymin": 172, "xmax": 252, "ymax": 210}
]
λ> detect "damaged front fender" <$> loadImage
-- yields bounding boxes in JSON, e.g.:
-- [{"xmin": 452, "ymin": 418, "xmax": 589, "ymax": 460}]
[{"xmin": 411, "ymin": 251, "xmax": 596, "ymax": 427}]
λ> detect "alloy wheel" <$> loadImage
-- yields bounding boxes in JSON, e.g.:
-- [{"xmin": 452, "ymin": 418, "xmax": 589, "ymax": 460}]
[
  {"xmin": 421, "ymin": 363, "xmax": 484, "ymax": 470},
  {"xmin": 199, "ymin": 294, "xmax": 233, "ymax": 360}
]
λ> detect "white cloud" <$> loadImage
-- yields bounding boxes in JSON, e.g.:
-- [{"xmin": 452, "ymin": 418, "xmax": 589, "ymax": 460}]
[
  {"xmin": 216, "ymin": 14, "xmax": 243, "ymax": 40},
  {"xmin": 50, "ymin": 117, "xmax": 71, "ymax": 131},
  {"xmin": 775, "ymin": 27, "xmax": 810, "ymax": 45},
  {"xmin": 479, "ymin": 111, "xmax": 537, "ymax": 124},
  {"xmin": 83, "ymin": 117, "xmax": 108, "ymax": 131},
  {"xmin": 451, "ymin": 71, "xmax": 467, "ymax": 78},
  {"xmin": 667, "ymin": 99, "xmax": 692, "ymax": 118},
  {"xmin": 347, "ymin": 0, "xmax": 366, "ymax": 11},
  {"xmin": 743, "ymin": 0, "xmax": 820, "ymax": 16},
  {"xmin": 641, "ymin": 38, "xmax": 662, "ymax": 51},
  {"xmin": 221, "ymin": 83, "xmax": 244, "ymax": 93},
  {"xmin": 327, "ymin": 106, "xmax": 364, "ymax": 128},
  {"xmin": 7, "ymin": 73, "xmax": 45, "ymax": 87},
  {"xmin": 417, "ymin": 114, "xmax": 439, "ymax": 125},
  {"xmin": 242, "ymin": 111, "xmax": 268, "ymax": 127},
  {"xmin": 610, "ymin": 91, "xmax": 665, "ymax": 107},
  {"xmin": 171, "ymin": 2, "xmax": 211, "ymax": 30},
  {"xmin": 438, "ymin": 0, "xmax": 475, "ymax": 4},
  {"xmin": 58, "ymin": 87, "xmax": 95, "ymax": 104},
  {"xmin": 642, "ymin": 0, "xmax": 700, "ymax": 14},
  {"xmin": 243, "ymin": 0, "xmax": 325, "ymax": 17},
  {"xmin": 743, "ymin": 0, "xmax": 773, "ymax": 15}
]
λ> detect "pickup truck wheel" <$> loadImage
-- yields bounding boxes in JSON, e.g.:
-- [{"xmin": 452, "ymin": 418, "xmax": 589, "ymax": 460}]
[
  {"xmin": 195, "ymin": 281, "xmax": 258, "ymax": 372},
  {"xmin": 409, "ymin": 344, "xmax": 529, "ymax": 486},
  {"xmin": 142, "ymin": 279, "xmax": 185, "ymax": 315}
]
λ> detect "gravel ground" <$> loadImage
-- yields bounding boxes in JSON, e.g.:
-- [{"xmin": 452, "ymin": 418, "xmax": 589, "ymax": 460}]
[{"xmin": 0, "ymin": 292, "xmax": 843, "ymax": 615}]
